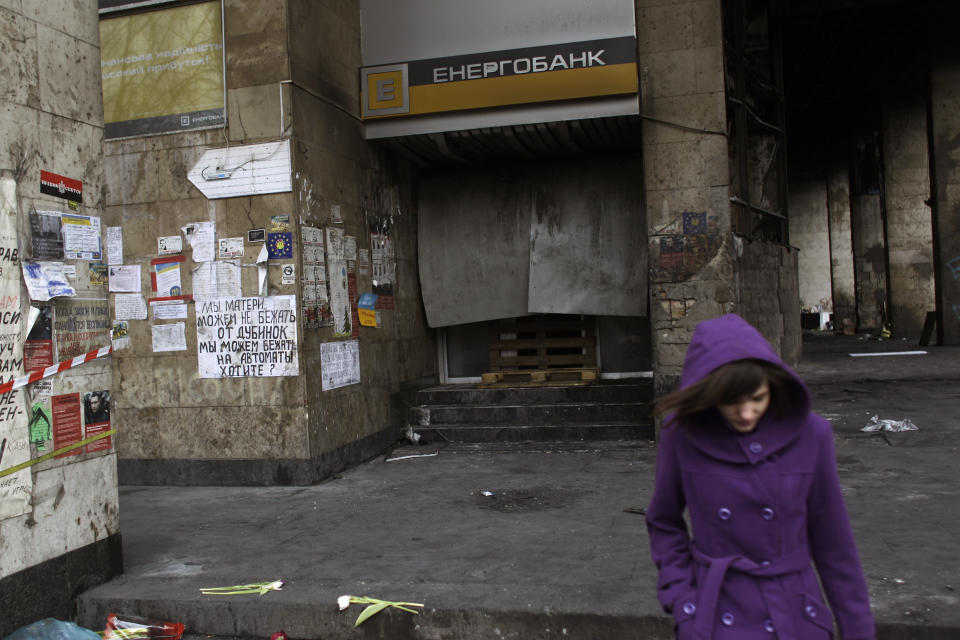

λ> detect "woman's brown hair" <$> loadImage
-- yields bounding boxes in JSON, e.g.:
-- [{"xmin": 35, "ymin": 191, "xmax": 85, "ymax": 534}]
[{"xmin": 655, "ymin": 359, "xmax": 797, "ymax": 430}]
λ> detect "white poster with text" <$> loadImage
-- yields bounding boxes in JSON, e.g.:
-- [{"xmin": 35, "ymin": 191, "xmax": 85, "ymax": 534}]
[{"xmin": 196, "ymin": 295, "xmax": 298, "ymax": 378}]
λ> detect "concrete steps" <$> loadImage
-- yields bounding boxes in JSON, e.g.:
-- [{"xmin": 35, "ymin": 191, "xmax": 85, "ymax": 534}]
[{"xmin": 408, "ymin": 380, "xmax": 654, "ymax": 443}]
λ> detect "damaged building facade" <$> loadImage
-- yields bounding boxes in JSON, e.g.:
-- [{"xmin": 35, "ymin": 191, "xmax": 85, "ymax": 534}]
[{"xmin": 3, "ymin": 0, "xmax": 960, "ymax": 626}]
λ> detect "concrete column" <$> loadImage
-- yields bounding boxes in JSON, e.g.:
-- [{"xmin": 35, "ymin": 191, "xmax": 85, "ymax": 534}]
[
  {"xmin": 929, "ymin": 51, "xmax": 960, "ymax": 345},
  {"xmin": 827, "ymin": 164, "xmax": 856, "ymax": 332},
  {"xmin": 882, "ymin": 102, "xmax": 935, "ymax": 339},
  {"xmin": 850, "ymin": 193, "xmax": 887, "ymax": 332},
  {"xmin": 788, "ymin": 172, "xmax": 832, "ymax": 313},
  {"xmin": 638, "ymin": 0, "xmax": 733, "ymax": 394}
]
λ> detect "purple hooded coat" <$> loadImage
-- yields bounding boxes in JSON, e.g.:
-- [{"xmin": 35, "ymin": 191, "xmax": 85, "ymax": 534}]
[{"xmin": 646, "ymin": 315, "xmax": 875, "ymax": 640}]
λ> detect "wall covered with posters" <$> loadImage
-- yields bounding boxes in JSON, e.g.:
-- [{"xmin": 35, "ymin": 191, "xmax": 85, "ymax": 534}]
[
  {"xmin": 102, "ymin": 0, "xmax": 437, "ymax": 486},
  {"xmin": 0, "ymin": 2, "xmax": 121, "ymax": 631}
]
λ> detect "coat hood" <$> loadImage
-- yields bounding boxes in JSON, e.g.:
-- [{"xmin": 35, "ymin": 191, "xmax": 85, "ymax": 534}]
[{"xmin": 677, "ymin": 314, "xmax": 812, "ymax": 464}]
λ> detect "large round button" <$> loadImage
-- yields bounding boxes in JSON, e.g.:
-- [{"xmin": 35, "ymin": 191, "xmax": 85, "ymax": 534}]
[
  {"xmin": 764, "ymin": 619, "xmax": 776, "ymax": 633},
  {"xmin": 749, "ymin": 442, "xmax": 763, "ymax": 453},
  {"xmin": 761, "ymin": 507, "xmax": 775, "ymax": 520},
  {"xmin": 682, "ymin": 602, "xmax": 696, "ymax": 615},
  {"xmin": 805, "ymin": 604, "xmax": 817, "ymax": 618},
  {"xmin": 718, "ymin": 507, "xmax": 732, "ymax": 520},
  {"xmin": 721, "ymin": 612, "xmax": 735, "ymax": 626}
]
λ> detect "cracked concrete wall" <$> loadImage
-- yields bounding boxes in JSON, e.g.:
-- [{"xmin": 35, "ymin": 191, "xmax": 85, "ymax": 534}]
[
  {"xmin": 788, "ymin": 171, "xmax": 832, "ymax": 312},
  {"xmin": 882, "ymin": 102, "xmax": 935, "ymax": 339},
  {"xmin": 0, "ymin": 0, "xmax": 121, "ymax": 630},
  {"xmin": 733, "ymin": 236, "xmax": 801, "ymax": 366},
  {"xmin": 639, "ymin": 0, "xmax": 735, "ymax": 395},
  {"xmin": 106, "ymin": 0, "xmax": 435, "ymax": 484},
  {"xmin": 286, "ymin": 0, "xmax": 437, "ymax": 468},
  {"xmin": 827, "ymin": 163, "xmax": 856, "ymax": 332},
  {"xmin": 104, "ymin": 0, "xmax": 311, "ymax": 484},
  {"xmin": 850, "ymin": 192, "xmax": 887, "ymax": 332}
]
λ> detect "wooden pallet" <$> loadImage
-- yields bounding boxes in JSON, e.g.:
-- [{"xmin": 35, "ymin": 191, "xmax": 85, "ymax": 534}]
[
  {"xmin": 488, "ymin": 315, "xmax": 596, "ymax": 371},
  {"xmin": 479, "ymin": 367, "xmax": 598, "ymax": 388}
]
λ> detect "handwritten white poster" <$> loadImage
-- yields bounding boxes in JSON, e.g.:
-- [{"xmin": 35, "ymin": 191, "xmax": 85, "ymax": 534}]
[
  {"xmin": 114, "ymin": 293, "xmax": 147, "ymax": 320},
  {"xmin": 0, "ymin": 175, "xmax": 31, "ymax": 519},
  {"xmin": 320, "ymin": 339, "xmax": 360, "ymax": 391},
  {"xmin": 196, "ymin": 295, "xmax": 298, "ymax": 378},
  {"xmin": 152, "ymin": 322, "xmax": 187, "ymax": 352},
  {"xmin": 106, "ymin": 226, "xmax": 123, "ymax": 265}
]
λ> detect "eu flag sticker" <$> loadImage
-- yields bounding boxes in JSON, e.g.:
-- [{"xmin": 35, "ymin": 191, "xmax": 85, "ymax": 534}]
[{"xmin": 267, "ymin": 232, "xmax": 292, "ymax": 259}]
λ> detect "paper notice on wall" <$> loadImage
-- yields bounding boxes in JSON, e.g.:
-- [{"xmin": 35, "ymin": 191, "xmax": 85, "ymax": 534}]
[
  {"xmin": 370, "ymin": 232, "xmax": 395, "ymax": 297},
  {"xmin": 53, "ymin": 298, "xmax": 111, "ymax": 360},
  {"xmin": 358, "ymin": 293, "xmax": 378, "ymax": 327},
  {"xmin": 31, "ymin": 379, "xmax": 54, "ymax": 397},
  {"xmin": 106, "ymin": 226, "xmax": 123, "ymax": 265},
  {"xmin": 108, "ymin": 264, "xmax": 141, "ymax": 292},
  {"xmin": 183, "ymin": 221, "xmax": 215, "ymax": 263},
  {"xmin": 359, "ymin": 248, "xmax": 370, "ymax": 276},
  {"xmin": 24, "ymin": 305, "xmax": 54, "ymax": 371},
  {"xmin": 327, "ymin": 227, "xmax": 351, "ymax": 337},
  {"xmin": 320, "ymin": 339, "xmax": 360, "ymax": 391},
  {"xmin": 344, "ymin": 235, "xmax": 357, "ymax": 261},
  {"xmin": 115, "ymin": 293, "xmax": 147, "ymax": 320},
  {"xmin": 301, "ymin": 225, "xmax": 331, "ymax": 329},
  {"xmin": 192, "ymin": 260, "xmax": 241, "ymax": 300},
  {"xmin": 0, "ymin": 175, "xmax": 31, "ymax": 519},
  {"xmin": 158, "ymin": 235, "xmax": 182, "ymax": 255},
  {"xmin": 52, "ymin": 392, "xmax": 82, "ymax": 459},
  {"xmin": 196, "ymin": 295, "xmax": 298, "ymax": 378},
  {"xmin": 61, "ymin": 213, "xmax": 102, "ymax": 260},
  {"xmin": 152, "ymin": 302, "xmax": 188, "ymax": 320},
  {"xmin": 218, "ymin": 260, "xmax": 241, "ymax": 298},
  {"xmin": 111, "ymin": 321, "xmax": 130, "ymax": 351},
  {"xmin": 30, "ymin": 210, "xmax": 64, "ymax": 260},
  {"xmin": 22, "ymin": 261, "xmax": 75, "ymax": 301},
  {"xmin": 82, "ymin": 390, "xmax": 111, "ymax": 453},
  {"xmin": 153, "ymin": 261, "xmax": 182, "ymax": 296},
  {"xmin": 89, "ymin": 263, "xmax": 108, "ymax": 286},
  {"xmin": 218, "ymin": 237, "xmax": 244, "ymax": 259},
  {"xmin": 152, "ymin": 322, "xmax": 187, "ymax": 352}
]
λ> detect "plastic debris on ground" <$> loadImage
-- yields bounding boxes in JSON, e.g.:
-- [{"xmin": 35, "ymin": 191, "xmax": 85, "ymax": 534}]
[
  {"xmin": 338, "ymin": 595, "xmax": 424, "ymax": 627},
  {"xmin": 105, "ymin": 614, "xmax": 185, "ymax": 640},
  {"xmin": 6, "ymin": 619, "xmax": 101, "ymax": 640},
  {"xmin": 200, "ymin": 579, "xmax": 284, "ymax": 596},
  {"xmin": 861, "ymin": 415, "xmax": 919, "ymax": 433}
]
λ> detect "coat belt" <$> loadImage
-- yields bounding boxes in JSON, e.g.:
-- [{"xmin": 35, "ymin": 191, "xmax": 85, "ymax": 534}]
[{"xmin": 689, "ymin": 545, "xmax": 812, "ymax": 640}]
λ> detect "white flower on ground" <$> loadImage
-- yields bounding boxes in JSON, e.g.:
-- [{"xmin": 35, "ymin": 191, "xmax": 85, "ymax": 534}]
[{"xmin": 338, "ymin": 595, "xmax": 351, "ymax": 610}]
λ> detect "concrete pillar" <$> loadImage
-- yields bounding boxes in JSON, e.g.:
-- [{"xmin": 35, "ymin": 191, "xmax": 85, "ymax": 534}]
[
  {"xmin": 639, "ymin": 0, "xmax": 733, "ymax": 394},
  {"xmin": 827, "ymin": 164, "xmax": 856, "ymax": 332},
  {"xmin": 882, "ymin": 102, "xmax": 935, "ymax": 339},
  {"xmin": 850, "ymin": 193, "xmax": 887, "ymax": 332},
  {"xmin": 788, "ymin": 172, "xmax": 832, "ymax": 313},
  {"xmin": 929, "ymin": 51, "xmax": 960, "ymax": 345}
]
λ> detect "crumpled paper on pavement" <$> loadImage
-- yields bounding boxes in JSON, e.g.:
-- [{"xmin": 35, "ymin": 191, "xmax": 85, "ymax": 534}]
[{"xmin": 861, "ymin": 415, "xmax": 919, "ymax": 433}]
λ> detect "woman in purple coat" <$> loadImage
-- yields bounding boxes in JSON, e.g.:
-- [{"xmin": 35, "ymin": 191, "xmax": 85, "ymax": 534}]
[{"xmin": 646, "ymin": 314, "xmax": 875, "ymax": 639}]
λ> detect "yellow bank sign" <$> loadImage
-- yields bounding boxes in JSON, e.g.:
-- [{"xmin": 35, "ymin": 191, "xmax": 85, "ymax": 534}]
[{"xmin": 361, "ymin": 36, "xmax": 637, "ymax": 119}]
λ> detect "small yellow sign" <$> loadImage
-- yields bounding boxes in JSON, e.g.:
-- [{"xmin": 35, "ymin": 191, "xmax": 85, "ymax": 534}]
[{"xmin": 358, "ymin": 308, "xmax": 377, "ymax": 327}]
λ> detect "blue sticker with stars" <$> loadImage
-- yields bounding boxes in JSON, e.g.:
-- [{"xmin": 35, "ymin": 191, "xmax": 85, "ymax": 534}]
[{"xmin": 267, "ymin": 232, "xmax": 292, "ymax": 259}]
